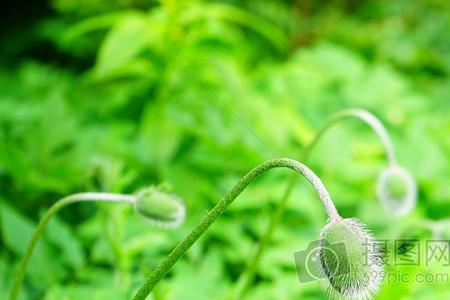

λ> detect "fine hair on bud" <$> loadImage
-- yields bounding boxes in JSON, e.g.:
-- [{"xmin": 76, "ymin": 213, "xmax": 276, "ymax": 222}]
[
  {"xmin": 134, "ymin": 187, "xmax": 186, "ymax": 228},
  {"xmin": 376, "ymin": 165, "xmax": 417, "ymax": 217},
  {"xmin": 319, "ymin": 218, "xmax": 383, "ymax": 300}
]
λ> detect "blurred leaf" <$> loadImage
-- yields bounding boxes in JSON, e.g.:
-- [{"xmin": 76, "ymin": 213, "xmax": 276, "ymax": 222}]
[
  {"xmin": 95, "ymin": 13, "xmax": 148, "ymax": 78},
  {"xmin": 45, "ymin": 215, "xmax": 86, "ymax": 268},
  {"xmin": 0, "ymin": 201, "xmax": 64, "ymax": 287},
  {"xmin": 168, "ymin": 250, "xmax": 229, "ymax": 300}
]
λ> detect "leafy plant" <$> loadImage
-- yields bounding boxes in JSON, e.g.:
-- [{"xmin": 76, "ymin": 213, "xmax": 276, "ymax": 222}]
[
  {"xmin": 1, "ymin": 0, "xmax": 449, "ymax": 299},
  {"xmin": 131, "ymin": 158, "xmax": 383, "ymax": 300},
  {"xmin": 8, "ymin": 187, "xmax": 185, "ymax": 300},
  {"xmin": 232, "ymin": 108, "xmax": 416, "ymax": 299}
]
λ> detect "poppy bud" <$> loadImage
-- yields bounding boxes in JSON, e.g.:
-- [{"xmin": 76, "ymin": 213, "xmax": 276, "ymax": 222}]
[
  {"xmin": 134, "ymin": 187, "xmax": 186, "ymax": 228},
  {"xmin": 319, "ymin": 218, "xmax": 383, "ymax": 299},
  {"xmin": 377, "ymin": 165, "xmax": 417, "ymax": 217}
]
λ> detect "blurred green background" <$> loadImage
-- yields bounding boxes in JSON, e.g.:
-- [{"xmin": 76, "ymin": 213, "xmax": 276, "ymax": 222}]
[{"xmin": 0, "ymin": 0, "xmax": 449, "ymax": 299}]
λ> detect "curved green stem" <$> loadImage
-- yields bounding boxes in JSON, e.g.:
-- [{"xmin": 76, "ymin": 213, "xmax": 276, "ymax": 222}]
[
  {"xmin": 132, "ymin": 158, "xmax": 340, "ymax": 300},
  {"xmin": 232, "ymin": 108, "xmax": 397, "ymax": 299},
  {"xmin": 8, "ymin": 192, "xmax": 135, "ymax": 300},
  {"xmin": 312, "ymin": 108, "xmax": 398, "ymax": 166}
]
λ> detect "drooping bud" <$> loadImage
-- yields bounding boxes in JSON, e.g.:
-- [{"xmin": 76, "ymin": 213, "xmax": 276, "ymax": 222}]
[
  {"xmin": 134, "ymin": 187, "xmax": 186, "ymax": 228},
  {"xmin": 376, "ymin": 165, "xmax": 416, "ymax": 217},
  {"xmin": 319, "ymin": 218, "xmax": 383, "ymax": 299}
]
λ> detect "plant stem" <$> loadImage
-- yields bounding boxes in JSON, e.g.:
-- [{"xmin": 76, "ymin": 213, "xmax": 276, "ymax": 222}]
[
  {"xmin": 132, "ymin": 158, "xmax": 339, "ymax": 300},
  {"xmin": 232, "ymin": 108, "xmax": 397, "ymax": 299},
  {"xmin": 318, "ymin": 108, "xmax": 397, "ymax": 166},
  {"xmin": 8, "ymin": 192, "xmax": 135, "ymax": 300}
]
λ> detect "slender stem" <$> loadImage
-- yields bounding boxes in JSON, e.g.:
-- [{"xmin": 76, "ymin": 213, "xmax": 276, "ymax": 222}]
[
  {"xmin": 232, "ymin": 108, "xmax": 398, "ymax": 299},
  {"xmin": 314, "ymin": 108, "xmax": 398, "ymax": 166},
  {"xmin": 8, "ymin": 192, "xmax": 135, "ymax": 300},
  {"xmin": 132, "ymin": 158, "xmax": 339, "ymax": 300}
]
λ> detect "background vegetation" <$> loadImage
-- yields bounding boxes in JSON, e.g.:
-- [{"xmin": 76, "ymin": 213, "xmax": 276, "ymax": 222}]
[{"xmin": 0, "ymin": 0, "xmax": 449, "ymax": 299}]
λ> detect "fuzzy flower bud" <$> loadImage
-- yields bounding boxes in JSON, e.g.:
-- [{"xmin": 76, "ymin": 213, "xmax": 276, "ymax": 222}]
[
  {"xmin": 377, "ymin": 165, "xmax": 417, "ymax": 217},
  {"xmin": 134, "ymin": 187, "xmax": 186, "ymax": 228},
  {"xmin": 319, "ymin": 218, "xmax": 383, "ymax": 299}
]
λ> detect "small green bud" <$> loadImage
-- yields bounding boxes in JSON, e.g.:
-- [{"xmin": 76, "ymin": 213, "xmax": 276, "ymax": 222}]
[
  {"xmin": 319, "ymin": 218, "xmax": 383, "ymax": 299},
  {"xmin": 377, "ymin": 165, "xmax": 416, "ymax": 217},
  {"xmin": 134, "ymin": 187, "xmax": 186, "ymax": 228}
]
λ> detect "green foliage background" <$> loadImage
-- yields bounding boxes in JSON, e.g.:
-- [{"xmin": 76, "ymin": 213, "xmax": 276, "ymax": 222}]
[{"xmin": 0, "ymin": 0, "xmax": 449, "ymax": 299}]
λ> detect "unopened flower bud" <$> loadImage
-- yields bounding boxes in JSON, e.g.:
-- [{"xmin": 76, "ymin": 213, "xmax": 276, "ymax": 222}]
[
  {"xmin": 319, "ymin": 218, "xmax": 383, "ymax": 299},
  {"xmin": 134, "ymin": 187, "xmax": 186, "ymax": 228},
  {"xmin": 377, "ymin": 165, "xmax": 417, "ymax": 217}
]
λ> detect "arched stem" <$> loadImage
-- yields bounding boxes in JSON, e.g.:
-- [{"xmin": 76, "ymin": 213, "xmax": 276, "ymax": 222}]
[
  {"xmin": 311, "ymin": 108, "xmax": 398, "ymax": 166},
  {"xmin": 232, "ymin": 108, "xmax": 397, "ymax": 299},
  {"xmin": 132, "ymin": 158, "xmax": 340, "ymax": 300},
  {"xmin": 8, "ymin": 193, "xmax": 135, "ymax": 300}
]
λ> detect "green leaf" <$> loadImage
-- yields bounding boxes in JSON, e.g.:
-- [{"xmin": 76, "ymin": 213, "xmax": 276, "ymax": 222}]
[
  {"xmin": 168, "ymin": 250, "xmax": 229, "ymax": 300},
  {"xmin": 0, "ymin": 201, "xmax": 64, "ymax": 287},
  {"xmin": 45, "ymin": 215, "xmax": 86, "ymax": 268},
  {"xmin": 95, "ymin": 13, "xmax": 149, "ymax": 78}
]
